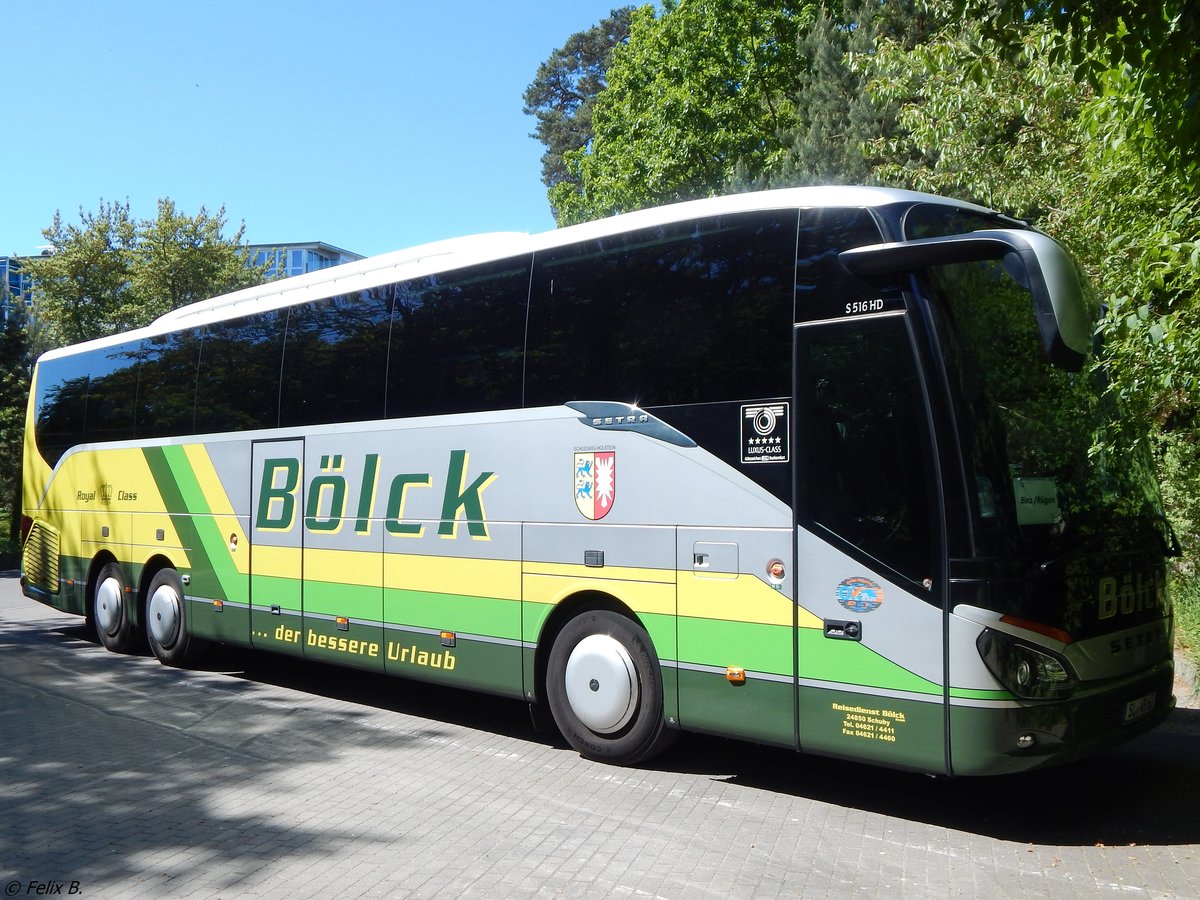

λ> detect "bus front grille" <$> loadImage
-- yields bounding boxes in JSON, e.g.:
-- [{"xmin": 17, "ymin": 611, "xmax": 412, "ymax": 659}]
[{"xmin": 23, "ymin": 521, "xmax": 61, "ymax": 595}]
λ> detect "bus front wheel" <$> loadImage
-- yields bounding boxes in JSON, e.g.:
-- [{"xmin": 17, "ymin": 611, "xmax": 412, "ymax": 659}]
[
  {"xmin": 92, "ymin": 562, "xmax": 135, "ymax": 653},
  {"xmin": 546, "ymin": 609, "xmax": 674, "ymax": 765},
  {"xmin": 145, "ymin": 568, "xmax": 205, "ymax": 667}
]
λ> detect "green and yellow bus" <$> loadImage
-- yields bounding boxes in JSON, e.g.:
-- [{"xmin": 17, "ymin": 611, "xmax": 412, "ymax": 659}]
[{"xmin": 20, "ymin": 187, "xmax": 1175, "ymax": 775}]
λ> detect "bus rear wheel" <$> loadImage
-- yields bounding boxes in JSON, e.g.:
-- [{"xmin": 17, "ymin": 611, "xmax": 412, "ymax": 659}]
[
  {"xmin": 546, "ymin": 609, "xmax": 675, "ymax": 765},
  {"xmin": 146, "ymin": 568, "xmax": 205, "ymax": 667},
  {"xmin": 92, "ymin": 562, "xmax": 135, "ymax": 653}
]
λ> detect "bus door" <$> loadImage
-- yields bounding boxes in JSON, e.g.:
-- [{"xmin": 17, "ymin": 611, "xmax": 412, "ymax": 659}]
[
  {"xmin": 250, "ymin": 438, "xmax": 306, "ymax": 657},
  {"xmin": 793, "ymin": 310, "xmax": 950, "ymax": 773},
  {"xmin": 298, "ymin": 439, "xmax": 384, "ymax": 673}
]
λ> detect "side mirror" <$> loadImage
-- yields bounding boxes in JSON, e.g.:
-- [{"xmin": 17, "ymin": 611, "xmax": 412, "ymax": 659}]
[{"xmin": 839, "ymin": 229, "xmax": 1092, "ymax": 371}]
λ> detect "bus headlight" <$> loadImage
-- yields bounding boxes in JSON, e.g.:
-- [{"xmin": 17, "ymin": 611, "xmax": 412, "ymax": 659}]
[{"xmin": 977, "ymin": 628, "xmax": 1077, "ymax": 700}]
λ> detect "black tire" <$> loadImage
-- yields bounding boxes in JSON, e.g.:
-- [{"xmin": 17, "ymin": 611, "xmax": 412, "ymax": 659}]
[
  {"xmin": 145, "ymin": 568, "xmax": 206, "ymax": 667},
  {"xmin": 92, "ymin": 562, "xmax": 135, "ymax": 653},
  {"xmin": 546, "ymin": 609, "xmax": 675, "ymax": 765}
]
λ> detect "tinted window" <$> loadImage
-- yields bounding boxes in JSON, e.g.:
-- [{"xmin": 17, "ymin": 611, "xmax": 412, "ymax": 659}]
[
  {"xmin": 84, "ymin": 342, "xmax": 141, "ymax": 445},
  {"xmin": 795, "ymin": 208, "xmax": 893, "ymax": 322},
  {"xmin": 798, "ymin": 314, "xmax": 937, "ymax": 590},
  {"xmin": 386, "ymin": 256, "xmax": 530, "ymax": 419},
  {"xmin": 194, "ymin": 311, "xmax": 287, "ymax": 434},
  {"xmin": 526, "ymin": 211, "xmax": 798, "ymax": 408},
  {"xmin": 34, "ymin": 354, "xmax": 91, "ymax": 467},
  {"xmin": 135, "ymin": 329, "xmax": 202, "ymax": 438},
  {"xmin": 33, "ymin": 342, "xmax": 143, "ymax": 466},
  {"xmin": 280, "ymin": 289, "xmax": 393, "ymax": 427}
]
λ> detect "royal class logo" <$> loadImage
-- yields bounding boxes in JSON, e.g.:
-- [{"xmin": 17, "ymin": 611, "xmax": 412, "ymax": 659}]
[{"xmin": 574, "ymin": 451, "xmax": 616, "ymax": 520}]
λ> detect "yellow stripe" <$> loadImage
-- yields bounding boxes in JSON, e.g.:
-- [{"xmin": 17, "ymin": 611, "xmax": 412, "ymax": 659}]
[
  {"xmin": 679, "ymin": 573, "xmax": 823, "ymax": 628},
  {"xmin": 252, "ymin": 543, "xmax": 301, "ymax": 577},
  {"xmin": 183, "ymin": 444, "xmax": 237, "ymax": 516},
  {"xmin": 385, "ymin": 553, "xmax": 521, "ymax": 600},
  {"xmin": 302, "ymin": 547, "xmax": 382, "ymax": 586},
  {"xmin": 522, "ymin": 572, "xmax": 675, "ymax": 616},
  {"xmin": 522, "ymin": 560, "xmax": 676, "ymax": 584},
  {"xmin": 184, "ymin": 444, "xmax": 249, "ymax": 574}
]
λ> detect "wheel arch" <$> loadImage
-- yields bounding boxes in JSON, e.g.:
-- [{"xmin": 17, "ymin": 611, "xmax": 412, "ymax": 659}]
[
  {"xmin": 137, "ymin": 553, "xmax": 178, "ymax": 626},
  {"xmin": 532, "ymin": 588, "xmax": 645, "ymax": 706},
  {"xmin": 84, "ymin": 550, "xmax": 121, "ymax": 624}
]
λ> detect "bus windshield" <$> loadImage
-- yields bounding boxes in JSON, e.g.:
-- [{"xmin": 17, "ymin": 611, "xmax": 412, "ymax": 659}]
[{"xmin": 908, "ymin": 206, "xmax": 1169, "ymax": 631}]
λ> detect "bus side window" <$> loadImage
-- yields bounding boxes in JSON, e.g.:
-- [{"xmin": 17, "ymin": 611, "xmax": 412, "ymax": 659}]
[
  {"xmin": 280, "ymin": 290, "xmax": 392, "ymax": 428},
  {"xmin": 797, "ymin": 315, "xmax": 938, "ymax": 590},
  {"xmin": 34, "ymin": 355, "xmax": 91, "ymax": 467},
  {"xmin": 82, "ymin": 343, "xmax": 140, "ymax": 446},
  {"xmin": 136, "ymin": 329, "xmax": 202, "ymax": 438},
  {"xmin": 195, "ymin": 311, "xmax": 287, "ymax": 434},
  {"xmin": 525, "ymin": 211, "xmax": 795, "ymax": 408},
  {"xmin": 387, "ymin": 257, "xmax": 530, "ymax": 419}
]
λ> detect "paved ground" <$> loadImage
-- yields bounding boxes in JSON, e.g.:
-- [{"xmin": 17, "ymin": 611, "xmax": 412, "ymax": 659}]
[{"xmin": 1, "ymin": 575, "xmax": 1198, "ymax": 899}]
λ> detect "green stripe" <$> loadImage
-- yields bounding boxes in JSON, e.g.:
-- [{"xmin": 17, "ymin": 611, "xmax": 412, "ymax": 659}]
[
  {"xmin": 384, "ymin": 588, "xmax": 519, "ymax": 640},
  {"xmin": 798, "ymin": 628, "xmax": 941, "ymax": 696},
  {"xmin": 144, "ymin": 445, "xmax": 245, "ymax": 604},
  {"xmin": 679, "ymin": 616, "xmax": 792, "ymax": 674}
]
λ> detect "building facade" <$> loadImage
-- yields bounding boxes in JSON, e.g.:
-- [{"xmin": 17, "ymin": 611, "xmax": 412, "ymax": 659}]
[
  {"xmin": 247, "ymin": 242, "xmax": 364, "ymax": 280},
  {"xmin": 0, "ymin": 255, "xmax": 36, "ymax": 321}
]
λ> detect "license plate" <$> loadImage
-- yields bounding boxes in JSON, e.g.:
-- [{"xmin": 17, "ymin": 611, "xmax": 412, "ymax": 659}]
[{"xmin": 1123, "ymin": 692, "xmax": 1156, "ymax": 725}]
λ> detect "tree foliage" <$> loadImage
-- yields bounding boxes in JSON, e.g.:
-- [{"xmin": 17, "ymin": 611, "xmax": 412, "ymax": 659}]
[
  {"xmin": 26, "ymin": 200, "xmax": 137, "ymax": 349},
  {"xmin": 766, "ymin": 0, "xmax": 943, "ymax": 188},
  {"xmin": 25, "ymin": 199, "xmax": 268, "ymax": 351},
  {"xmin": 0, "ymin": 304, "xmax": 31, "ymax": 550},
  {"xmin": 550, "ymin": 0, "xmax": 814, "ymax": 225},
  {"xmin": 523, "ymin": 7, "xmax": 635, "ymax": 205},
  {"xmin": 963, "ymin": 0, "xmax": 1200, "ymax": 171}
]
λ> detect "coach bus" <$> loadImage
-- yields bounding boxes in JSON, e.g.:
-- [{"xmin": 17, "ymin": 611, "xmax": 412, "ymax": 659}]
[{"xmin": 20, "ymin": 187, "xmax": 1175, "ymax": 775}]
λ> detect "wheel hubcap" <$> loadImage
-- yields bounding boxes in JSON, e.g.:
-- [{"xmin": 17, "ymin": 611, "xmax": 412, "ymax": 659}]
[
  {"xmin": 95, "ymin": 577, "xmax": 123, "ymax": 636},
  {"xmin": 148, "ymin": 583, "xmax": 181, "ymax": 648},
  {"xmin": 564, "ymin": 634, "xmax": 638, "ymax": 734}
]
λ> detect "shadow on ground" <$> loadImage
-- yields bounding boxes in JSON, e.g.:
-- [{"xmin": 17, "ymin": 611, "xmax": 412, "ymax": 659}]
[
  {"xmin": 192, "ymin": 628, "xmax": 1200, "ymax": 848},
  {"xmin": 6, "ymin": 601, "xmax": 1197, "ymax": 867}
]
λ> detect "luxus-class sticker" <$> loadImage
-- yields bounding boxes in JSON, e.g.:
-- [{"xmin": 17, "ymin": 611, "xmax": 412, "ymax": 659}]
[
  {"xmin": 836, "ymin": 576, "xmax": 884, "ymax": 613},
  {"xmin": 741, "ymin": 402, "xmax": 789, "ymax": 464},
  {"xmin": 574, "ymin": 450, "xmax": 616, "ymax": 520}
]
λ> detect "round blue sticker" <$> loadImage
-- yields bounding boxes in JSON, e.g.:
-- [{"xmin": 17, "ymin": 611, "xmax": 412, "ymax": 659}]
[{"xmin": 836, "ymin": 577, "xmax": 884, "ymax": 613}]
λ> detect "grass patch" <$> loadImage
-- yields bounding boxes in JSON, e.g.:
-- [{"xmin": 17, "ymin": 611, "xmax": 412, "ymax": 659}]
[{"xmin": 1172, "ymin": 569, "xmax": 1200, "ymax": 666}]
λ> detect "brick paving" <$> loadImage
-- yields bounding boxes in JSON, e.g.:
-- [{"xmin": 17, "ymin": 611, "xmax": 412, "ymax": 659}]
[{"xmin": 1, "ymin": 576, "xmax": 1197, "ymax": 899}]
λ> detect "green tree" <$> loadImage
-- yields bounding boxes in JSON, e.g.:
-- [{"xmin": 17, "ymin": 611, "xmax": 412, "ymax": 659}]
[
  {"xmin": 552, "ymin": 0, "xmax": 813, "ymax": 225},
  {"xmin": 0, "ymin": 303, "xmax": 31, "ymax": 554},
  {"xmin": 523, "ymin": 7, "xmax": 635, "ymax": 206},
  {"xmin": 863, "ymin": 19, "xmax": 1092, "ymax": 220},
  {"xmin": 765, "ymin": 0, "xmax": 943, "ymax": 188},
  {"xmin": 25, "ymin": 199, "xmax": 268, "ymax": 349},
  {"xmin": 25, "ymin": 200, "xmax": 137, "ymax": 349},
  {"xmin": 963, "ymin": 0, "xmax": 1200, "ymax": 171},
  {"xmin": 129, "ymin": 199, "xmax": 265, "ymax": 323}
]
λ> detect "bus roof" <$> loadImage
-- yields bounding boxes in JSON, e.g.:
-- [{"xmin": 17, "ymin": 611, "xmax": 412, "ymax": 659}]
[{"xmin": 38, "ymin": 186, "xmax": 993, "ymax": 361}]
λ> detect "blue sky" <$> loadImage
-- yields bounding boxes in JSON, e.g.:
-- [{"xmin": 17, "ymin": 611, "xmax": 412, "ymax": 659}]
[{"xmin": 2, "ymin": 1, "xmax": 627, "ymax": 258}]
